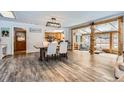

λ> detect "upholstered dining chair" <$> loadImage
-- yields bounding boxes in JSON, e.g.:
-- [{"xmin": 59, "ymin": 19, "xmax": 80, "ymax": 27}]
[
  {"xmin": 59, "ymin": 41, "xmax": 68, "ymax": 59},
  {"xmin": 42, "ymin": 41, "xmax": 49, "ymax": 47},
  {"xmin": 46, "ymin": 42, "xmax": 58, "ymax": 61}
]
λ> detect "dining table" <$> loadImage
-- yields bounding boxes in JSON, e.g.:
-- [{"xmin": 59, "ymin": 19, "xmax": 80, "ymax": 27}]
[
  {"xmin": 34, "ymin": 45, "xmax": 48, "ymax": 61},
  {"xmin": 34, "ymin": 42, "xmax": 60, "ymax": 61}
]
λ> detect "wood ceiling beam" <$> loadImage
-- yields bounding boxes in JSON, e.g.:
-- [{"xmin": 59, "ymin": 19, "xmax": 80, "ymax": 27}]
[
  {"xmin": 71, "ymin": 24, "xmax": 90, "ymax": 30},
  {"xmin": 94, "ymin": 17, "xmax": 117, "ymax": 25},
  {"xmin": 71, "ymin": 16, "xmax": 120, "ymax": 30},
  {"xmin": 81, "ymin": 31, "xmax": 117, "ymax": 36}
]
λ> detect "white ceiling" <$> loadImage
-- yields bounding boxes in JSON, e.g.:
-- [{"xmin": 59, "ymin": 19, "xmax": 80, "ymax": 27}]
[{"xmin": 0, "ymin": 11, "xmax": 124, "ymax": 27}]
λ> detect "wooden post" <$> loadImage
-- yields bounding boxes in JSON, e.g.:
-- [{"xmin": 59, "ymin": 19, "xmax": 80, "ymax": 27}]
[
  {"xmin": 71, "ymin": 29, "xmax": 74, "ymax": 51},
  {"xmin": 118, "ymin": 16, "xmax": 123, "ymax": 55},
  {"xmin": 71, "ymin": 29, "xmax": 76, "ymax": 51},
  {"xmin": 81, "ymin": 35, "xmax": 85, "ymax": 45},
  {"xmin": 110, "ymin": 32, "xmax": 113, "ymax": 53},
  {"xmin": 89, "ymin": 23, "xmax": 95, "ymax": 55}
]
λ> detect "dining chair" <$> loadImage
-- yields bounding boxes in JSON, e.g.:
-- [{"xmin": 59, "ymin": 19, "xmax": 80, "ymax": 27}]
[
  {"xmin": 33, "ymin": 42, "xmax": 44, "ymax": 49},
  {"xmin": 43, "ymin": 41, "xmax": 49, "ymax": 47},
  {"xmin": 46, "ymin": 42, "xmax": 58, "ymax": 61},
  {"xmin": 59, "ymin": 41, "xmax": 68, "ymax": 59}
]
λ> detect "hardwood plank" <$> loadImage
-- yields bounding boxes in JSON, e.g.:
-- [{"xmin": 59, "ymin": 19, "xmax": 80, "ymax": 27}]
[{"xmin": 0, "ymin": 51, "xmax": 117, "ymax": 82}]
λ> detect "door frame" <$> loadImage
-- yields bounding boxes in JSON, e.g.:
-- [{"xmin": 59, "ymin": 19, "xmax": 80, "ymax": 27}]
[{"xmin": 13, "ymin": 27, "xmax": 27, "ymax": 54}]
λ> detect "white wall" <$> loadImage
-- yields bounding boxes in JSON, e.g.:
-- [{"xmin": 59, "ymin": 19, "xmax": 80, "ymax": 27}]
[
  {"xmin": 0, "ymin": 20, "xmax": 44, "ymax": 55},
  {"xmin": 63, "ymin": 27, "xmax": 71, "ymax": 42}
]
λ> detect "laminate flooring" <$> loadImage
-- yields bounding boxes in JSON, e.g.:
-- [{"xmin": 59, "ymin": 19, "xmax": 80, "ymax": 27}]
[{"xmin": 0, "ymin": 51, "xmax": 116, "ymax": 82}]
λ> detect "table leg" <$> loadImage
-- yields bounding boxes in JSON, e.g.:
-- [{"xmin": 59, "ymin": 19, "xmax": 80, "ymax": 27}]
[
  {"xmin": 40, "ymin": 48, "xmax": 43, "ymax": 61},
  {"xmin": 40, "ymin": 48, "xmax": 46, "ymax": 61}
]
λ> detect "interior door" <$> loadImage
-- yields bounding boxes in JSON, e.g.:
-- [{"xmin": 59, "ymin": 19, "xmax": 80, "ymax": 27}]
[{"xmin": 14, "ymin": 30, "xmax": 26, "ymax": 52}]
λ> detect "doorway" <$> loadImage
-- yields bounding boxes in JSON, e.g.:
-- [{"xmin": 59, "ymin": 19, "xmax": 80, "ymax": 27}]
[{"xmin": 14, "ymin": 27, "xmax": 26, "ymax": 55}]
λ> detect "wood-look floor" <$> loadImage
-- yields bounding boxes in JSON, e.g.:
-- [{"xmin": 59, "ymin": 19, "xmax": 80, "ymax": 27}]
[{"xmin": 0, "ymin": 51, "xmax": 116, "ymax": 82}]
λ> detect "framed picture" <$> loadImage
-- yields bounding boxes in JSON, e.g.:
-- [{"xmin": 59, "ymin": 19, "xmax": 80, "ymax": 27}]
[{"xmin": 1, "ymin": 28, "xmax": 10, "ymax": 37}]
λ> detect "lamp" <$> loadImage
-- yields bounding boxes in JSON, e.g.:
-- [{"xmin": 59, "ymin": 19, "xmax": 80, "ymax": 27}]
[{"xmin": 46, "ymin": 18, "xmax": 61, "ymax": 28}]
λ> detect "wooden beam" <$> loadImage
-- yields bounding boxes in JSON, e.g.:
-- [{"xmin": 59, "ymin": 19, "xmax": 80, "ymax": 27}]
[
  {"xmin": 110, "ymin": 32, "xmax": 113, "ymax": 53},
  {"xmin": 81, "ymin": 31, "xmax": 117, "ymax": 36},
  {"xmin": 71, "ymin": 17, "xmax": 118, "ymax": 30},
  {"xmin": 95, "ymin": 31, "xmax": 117, "ymax": 35},
  {"xmin": 89, "ymin": 23, "xmax": 95, "ymax": 55},
  {"xmin": 118, "ymin": 16, "xmax": 123, "ymax": 55},
  {"xmin": 71, "ymin": 29, "xmax": 73, "ymax": 51},
  {"xmin": 71, "ymin": 29, "xmax": 76, "ymax": 51},
  {"xmin": 81, "ymin": 35, "xmax": 85, "ymax": 44},
  {"xmin": 71, "ymin": 24, "xmax": 90, "ymax": 30},
  {"xmin": 94, "ymin": 17, "xmax": 117, "ymax": 25}
]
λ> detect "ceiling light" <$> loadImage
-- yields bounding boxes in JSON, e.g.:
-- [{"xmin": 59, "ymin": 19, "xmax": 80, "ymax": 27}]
[
  {"xmin": 0, "ymin": 11, "xmax": 15, "ymax": 18},
  {"xmin": 46, "ymin": 18, "xmax": 61, "ymax": 28}
]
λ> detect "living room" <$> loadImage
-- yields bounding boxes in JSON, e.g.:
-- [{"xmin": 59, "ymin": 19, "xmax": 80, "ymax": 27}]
[{"xmin": 0, "ymin": 11, "xmax": 124, "ymax": 82}]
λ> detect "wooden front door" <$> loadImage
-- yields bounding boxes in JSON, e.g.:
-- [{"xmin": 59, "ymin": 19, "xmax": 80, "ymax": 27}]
[{"xmin": 14, "ymin": 29, "xmax": 26, "ymax": 53}]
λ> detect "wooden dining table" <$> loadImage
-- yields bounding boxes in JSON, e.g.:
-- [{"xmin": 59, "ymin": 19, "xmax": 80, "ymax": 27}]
[
  {"xmin": 34, "ymin": 45, "xmax": 48, "ymax": 61},
  {"xmin": 34, "ymin": 42, "xmax": 60, "ymax": 61}
]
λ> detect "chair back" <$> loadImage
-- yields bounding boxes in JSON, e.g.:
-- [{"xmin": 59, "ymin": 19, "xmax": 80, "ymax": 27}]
[
  {"xmin": 47, "ymin": 42, "xmax": 58, "ymax": 55},
  {"xmin": 59, "ymin": 41, "xmax": 68, "ymax": 54},
  {"xmin": 43, "ymin": 41, "xmax": 49, "ymax": 47},
  {"xmin": 34, "ymin": 42, "xmax": 44, "ymax": 49}
]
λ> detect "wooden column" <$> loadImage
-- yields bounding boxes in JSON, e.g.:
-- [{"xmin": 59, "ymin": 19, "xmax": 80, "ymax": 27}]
[
  {"xmin": 110, "ymin": 32, "xmax": 113, "ymax": 53},
  {"xmin": 71, "ymin": 29, "xmax": 76, "ymax": 51},
  {"xmin": 89, "ymin": 23, "xmax": 95, "ymax": 55},
  {"xmin": 71, "ymin": 29, "xmax": 74, "ymax": 51},
  {"xmin": 118, "ymin": 16, "xmax": 123, "ymax": 55},
  {"xmin": 81, "ymin": 35, "xmax": 85, "ymax": 44}
]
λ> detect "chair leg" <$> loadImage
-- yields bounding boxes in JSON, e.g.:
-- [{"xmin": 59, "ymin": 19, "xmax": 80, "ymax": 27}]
[
  {"xmin": 59, "ymin": 54, "xmax": 62, "ymax": 61},
  {"xmin": 56, "ymin": 54, "xmax": 58, "ymax": 60},
  {"xmin": 55, "ymin": 54, "xmax": 57, "ymax": 60},
  {"xmin": 47, "ymin": 55, "xmax": 49, "ymax": 62},
  {"xmin": 53, "ymin": 54, "xmax": 55, "ymax": 60},
  {"xmin": 51, "ymin": 55, "xmax": 53, "ymax": 60},
  {"xmin": 66, "ymin": 53, "xmax": 68, "ymax": 59}
]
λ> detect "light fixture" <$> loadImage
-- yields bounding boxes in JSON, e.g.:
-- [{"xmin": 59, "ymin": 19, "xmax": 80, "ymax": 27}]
[
  {"xmin": 0, "ymin": 11, "xmax": 15, "ymax": 18},
  {"xmin": 46, "ymin": 18, "xmax": 61, "ymax": 28}
]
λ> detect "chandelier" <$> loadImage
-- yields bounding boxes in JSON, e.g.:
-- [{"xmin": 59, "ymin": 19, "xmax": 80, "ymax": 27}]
[{"xmin": 46, "ymin": 18, "xmax": 61, "ymax": 28}]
